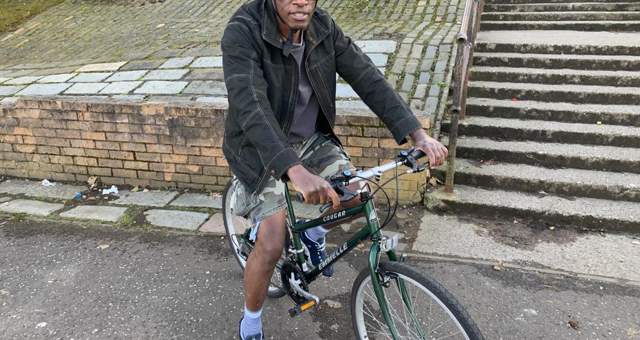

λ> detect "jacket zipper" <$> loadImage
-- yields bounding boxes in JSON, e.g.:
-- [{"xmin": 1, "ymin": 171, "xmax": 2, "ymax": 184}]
[{"xmin": 304, "ymin": 39, "xmax": 334, "ymax": 128}]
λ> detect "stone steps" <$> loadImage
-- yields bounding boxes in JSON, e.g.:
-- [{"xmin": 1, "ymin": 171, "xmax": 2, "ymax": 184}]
[
  {"xmin": 470, "ymin": 66, "xmax": 640, "ymax": 87},
  {"xmin": 482, "ymin": 20, "xmax": 640, "ymax": 31},
  {"xmin": 465, "ymin": 98, "xmax": 640, "ymax": 126},
  {"xmin": 467, "ymin": 81, "xmax": 640, "ymax": 105},
  {"xmin": 473, "ymin": 52, "xmax": 640, "ymax": 70},
  {"xmin": 445, "ymin": 116, "xmax": 640, "ymax": 148},
  {"xmin": 482, "ymin": 11, "xmax": 640, "ymax": 22},
  {"xmin": 434, "ymin": 158, "xmax": 640, "ymax": 203},
  {"xmin": 445, "ymin": 136, "xmax": 640, "ymax": 174},
  {"xmin": 484, "ymin": 2, "xmax": 640, "ymax": 13},
  {"xmin": 427, "ymin": 185, "xmax": 640, "ymax": 231}
]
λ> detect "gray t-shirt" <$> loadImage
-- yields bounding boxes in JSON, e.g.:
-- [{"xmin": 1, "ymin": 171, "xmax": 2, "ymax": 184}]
[{"xmin": 288, "ymin": 38, "xmax": 319, "ymax": 144}]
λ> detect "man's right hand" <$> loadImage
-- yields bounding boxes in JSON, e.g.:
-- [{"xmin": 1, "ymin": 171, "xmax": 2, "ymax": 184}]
[{"xmin": 287, "ymin": 165, "xmax": 340, "ymax": 209}]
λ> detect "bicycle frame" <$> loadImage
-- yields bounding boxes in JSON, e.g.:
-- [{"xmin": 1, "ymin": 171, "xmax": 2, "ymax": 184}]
[{"xmin": 283, "ymin": 188, "xmax": 410, "ymax": 339}]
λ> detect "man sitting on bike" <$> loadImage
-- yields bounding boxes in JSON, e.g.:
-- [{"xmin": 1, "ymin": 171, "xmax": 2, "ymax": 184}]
[{"xmin": 222, "ymin": 0, "xmax": 448, "ymax": 338}]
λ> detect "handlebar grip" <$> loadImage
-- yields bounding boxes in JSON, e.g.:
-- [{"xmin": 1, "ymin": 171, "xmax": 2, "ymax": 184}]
[
  {"xmin": 410, "ymin": 149, "xmax": 426, "ymax": 160},
  {"xmin": 296, "ymin": 192, "xmax": 305, "ymax": 203}
]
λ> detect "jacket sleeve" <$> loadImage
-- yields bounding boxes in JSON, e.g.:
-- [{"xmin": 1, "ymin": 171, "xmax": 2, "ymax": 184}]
[
  {"xmin": 332, "ymin": 20, "xmax": 423, "ymax": 145},
  {"xmin": 222, "ymin": 22, "xmax": 301, "ymax": 180}
]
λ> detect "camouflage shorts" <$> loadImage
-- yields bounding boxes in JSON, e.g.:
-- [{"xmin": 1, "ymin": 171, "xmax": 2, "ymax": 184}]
[{"xmin": 230, "ymin": 133, "xmax": 355, "ymax": 231}]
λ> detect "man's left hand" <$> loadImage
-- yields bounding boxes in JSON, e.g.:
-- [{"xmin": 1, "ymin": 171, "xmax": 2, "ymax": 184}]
[{"xmin": 409, "ymin": 129, "xmax": 448, "ymax": 168}]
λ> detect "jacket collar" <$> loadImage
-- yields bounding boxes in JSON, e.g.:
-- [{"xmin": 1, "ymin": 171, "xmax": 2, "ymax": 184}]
[{"xmin": 261, "ymin": 0, "xmax": 330, "ymax": 50}]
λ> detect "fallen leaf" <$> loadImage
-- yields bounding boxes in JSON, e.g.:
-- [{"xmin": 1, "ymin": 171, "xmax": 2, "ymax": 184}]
[
  {"xmin": 632, "ymin": 241, "xmax": 640, "ymax": 246},
  {"xmin": 87, "ymin": 176, "xmax": 98, "ymax": 189},
  {"xmin": 549, "ymin": 226, "xmax": 556, "ymax": 231},
  {"xmin": 97, "ymin": 244, "xmax": 110, "ymax": 250},
  {"xmin": 493, "ymin": 261, "xmax": 505, "ymax": 271},
  {"xmin": 143, "ymin": 188, "xmax": 149, "ymax": 193},
  {"xmin": 568, "ymin": 320, "xmax": 580, "ymax": 330},
  {"xmin": 63, "ymin": 16, "xmax": 74, "ymax": 21},
  {"xmin": 1, "ymin": 202, "xmax": 9, "ymax": 206},
  {"xmin": 0, "ymin": 289, "xmax": 8, "ymax": 295},
  {"xmin": 156, "ymin": 23, "xmax": 165, "ymax": 28},
  {"xmin": 325, "ymin": 300, "xmax": 343, "ymax": 309},
  {"xmin": 356, "ymin": 243, "xmax": 365, "ymax": 249},
  {"xmin": 131, "ymin": 186, "xmax": 139, "ymax": 192}
]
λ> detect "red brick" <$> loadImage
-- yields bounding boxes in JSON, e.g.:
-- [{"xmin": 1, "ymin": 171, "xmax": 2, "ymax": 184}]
[
  {"xmin": 22, "ymin": 136, "xmax": 36, "ymax": 144},
  {"xmin": 14, "ymin": 144, "xmax": 36, "ymax": 153},
  {"xmin": 173, "ymin": 145, "xmax": 200, "ymax": 155},
  {"xmin": 37, "ymin": 146, "xmax": 60, "ymax": 155},
  {"xmin": 61, "ymin": 148, "xmax": 85, "ymax": 156},
  {"xmin": 63, "ymin": 165, "xmax": 88, "ymax": 174},
  {"xmin": 348, "ymin": 137, "xmax": 378, "ymax": 147},
  {"xmin": 120, "ymin": 143, "xmax": 146, "ymax": 152},
  {"xmin": 95, "ymin": 141, "xmax": 121, "ymax": 150},
  {"xmin": 202, "ymin": 166, "xmax": 229, "ymax": 176},
  {"xmin": 164, "ymin": 172, "xmax": 190, "ymax": 182},
  {"xmin": 106, "ymin": 132, "xmax": 132, "ymax": 142},
  {"xmin": 190, "ymin": 175, "xmax": 217, "ymax": 185},
  {"xmin": 101, "ymin": 177, "xmax": 126, "ymax": 185},
  {"xmin": 74, "ymin": 157, "xmax": 98, "ymax": 166},
  {"xmin": 142, "ymin": 125, "xmax": 170, "ymax": 135},
  {"xmin": 39, "ymin": 163, "xmax": 64, "ymax": 172},
  {"xmin": 66, "ymin": 121, "xmax": 91, "ymax": 130},
  {"xmin": 188, "ymin": 155, "xmax": 215, "ymax": 166},
  {"xmin": 146, "ymin": 144, "xmax": 173, "ymax": 153},
  {"xmin": 108, "ymin": 151, "xmax": 134, "ymax": 160},
  {"xmin": 343, "ymin": 146, "xmax": 362, "ymax": 157},
  {"xmin": 49, "ymin": 155, "xmax": 74, "ymax": 164},
  {"xmin": 56, "ymin": 129, "xmax": 82, "ymax": 139},
  {"xmin": 216, "ymin": 157, "xmax": 228, "ymax": 167},
  {"xmin": 116, "ymin": 124, "xmax": 142, "ymax": 133},
  {"xmin": 19, "ymin": 118, "xmax": 42, "ymax": 128},
  {"xmin": 149, "ymin": 163, "xmax": 175, "ymax": 172},
  {"xmin": 176, "ymin": 164, "xmax": 201, "ymax": 174},
  {"xmin": 123, "ymin": 161, "xmax": 149, "ymax": 170},
  {"xmin": 161, "ymin": 154, "xmax": 188, "ymax": 163},
  {"xmin": 41, "ymin": 119, "xmax": 66, "ymax": 129},
  {"xmin": 50, "ymin": 172, "xmax": 77, "ymax": 182},
  {"xmin": 135, "ymin": 152, "xmax": 162, "ymax": 162},
  {"xmin": 51, "ymin": 111, "xmax": 78, "ymax": 120},
  {"xmin": 138, "ymin": 171, "xmax": 162, "ymax": 181},
  {"xmin": 78, "ymin": 112, "xmax": 103, "ymax": 121},
  {"xmin": 70, "ymin": 139, "xmax": 96, "ymax": 148},
  {"xmin": 98, "ymin": 159, "xmax": 123, "ymax": 168},
  {"xmin": 91, "ymin": 122, "xmax": 117, "ymax": 132},
  {"xmin": 85, "ymin": 149, "xmax": 110, "ymax": 158},
  {"xmin": 201, "ymin": 147, "xmax": 224, "ymax": 157},
  {"xmin": 335, "ymin": 125, "xmax": 363, "ymax": 136},
  {"xmin": 82, "ymin": 131, "xmax": 106, "ymax": 140},
  {"xmin": 1, "ymin": 135, "xmax": 22, "ymax": 143},
  {"xmin": 112, "ymin": 169, "xmax": 137, "ymax": 178},
  {"xmin": 131, "ymin": 134, "xmax": 158, "ymax": 144},
  {"xmin": 379, "ymin": 138, "xmax": 398, "ymax": 148},
  {"xmin": 88, "ymin": 167, "xmax": 112, "ymax": 177},
  {"xmin": 11, "ymin": 127, "xmax": 33, "ymax": 135}
]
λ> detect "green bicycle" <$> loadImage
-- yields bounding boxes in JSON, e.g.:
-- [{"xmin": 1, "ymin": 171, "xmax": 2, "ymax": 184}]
[{"xmin": 223, "ymin": 149, "xmax": 485, "ymax": 340}]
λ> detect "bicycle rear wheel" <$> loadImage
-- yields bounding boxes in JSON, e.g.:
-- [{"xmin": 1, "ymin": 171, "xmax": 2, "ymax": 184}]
[
  {"xmin": 351, "ymin": 261, "xmax": 484, "ymax": 340},
  {"xmin": 222, "ymin": 178, "xmax": 287, "ymax": 298}
]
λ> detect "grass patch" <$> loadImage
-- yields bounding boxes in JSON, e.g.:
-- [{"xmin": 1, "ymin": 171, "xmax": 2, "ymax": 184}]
[{"xmin": 0, "ymin": 0, "xmax": 66, "ymax": 35}]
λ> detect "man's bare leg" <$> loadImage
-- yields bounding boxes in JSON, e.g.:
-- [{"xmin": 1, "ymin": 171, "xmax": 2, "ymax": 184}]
[{"xmin": 241, "ymin": 210, "xmax": 286, "ymax": 338}]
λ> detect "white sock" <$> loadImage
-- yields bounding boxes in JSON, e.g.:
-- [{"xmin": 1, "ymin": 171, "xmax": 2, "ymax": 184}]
[
  {"xmin": 305, "ymin": 225, "xmax": 329, "ymax": 242},
  {"xmin": 241, "ymin": 305, "xmax": 262, "ymax": 338}
]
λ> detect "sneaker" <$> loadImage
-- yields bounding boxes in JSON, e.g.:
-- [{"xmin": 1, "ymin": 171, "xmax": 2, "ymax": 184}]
[
  {"xmin": 238, "ymin": 317, "xmax": 264, "ymax": 340},
  {"xmin": 300, "ymin": 226, "xmax": 334, "ymax": 277}
]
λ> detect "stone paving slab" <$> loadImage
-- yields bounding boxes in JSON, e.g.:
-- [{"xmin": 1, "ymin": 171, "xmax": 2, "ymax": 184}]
[
  {"xmin": 16, "ymin": 83, "xmax": 72, "ymax": 96},
  {"xmin": 336, "ymin": 84, "xmax": 358, "ymax": 98},
  {"xmin": 185, "ymin": 69, "xmax": 224, "ymax": 81},
  {"xmin": 111, "ymin": 191, "xmax": 179, "ymax": 207},
  {"xmin": 64, "ymin": 82, "xmax": 108, "ymax": 94},
  {"xmin": 0, "ymin": 77, "xmax": 9, "ymax": 84},
  {"xmin": 195, "ymin": 97, "xmax": 228, "ymax": 104},
  {"xmin": 356, "ymin": 40, "xmax": 397, "ymax": 53},
  {"xmin": 160, "ymin": 57, "xmax": 194, "ymax": 69},
  {"xmin": 0, "ymin": 197, "xmax": 12, "ymax": 203},
  {"xmin": 0, "ymin": 199, "xmax": 64, "ymax": 216},
  {"xmin": 112, "ymin": 94, "xmax": 146, "ymax": 100},
  {"xmin": 75, "ymin": 62, "xmax": 127, "ymax": 73},
  {"xmin": 134, "ymin": 81, "xmax": 188, "ymax": 94},
  {"xmin": 368, "ymin": 54, "xmax": 389, "ymax": 67},
  {"xmin": 142, "ymin": 69, "xmax": 189, "ymax": 81},
  {"xmin": 0, "ymin": 180, "xmax": 85, "ymax": 200},
  {"xmin": 37, "ymin": 74, "xmax": 76, "ymax": 83},
  {"xmin": 198, "ymin": 213, "xmax": 227, "ymax": 234},
  {"xmin": 335, "ymin": 100, "xmax": 368, "ymax": 109},
  {"xmin": 191, "ymin": 57, "xmax": 223, "ymax": 68},
  {"xmin": 120, "ymin": 60, "xmax": 164, "ymax": 71},
  {"xmin": 144, "ymin": 209, "xmax": 209, "ymax": 230},
  {"xmin": 183, "ymin": 81, "xmax": 227, "ymax": 95},
  {"xmin": 60, "ymin": 205, "xmax": 128, "ymax": 222},
  {"xmin": 100, "ymin": 81, "xmax": 142, "ymax": 94},
  {"xmin": 169, "ymin": 193, "xmax": 222, "ymax": 209},
  {"xmin": 105, "ymin": 71, "xmax": 148, "ymax": 82},
  {"xmin": 70, "ymin": 73, "xmax": 112, "ymax": 82},
  {"xmin": 0, "ymin": 86, "xmax": 25, "ymax": 96},
  {"xmin": 5, "ymin": 76, "xmax": 42, "ymax": 85}
]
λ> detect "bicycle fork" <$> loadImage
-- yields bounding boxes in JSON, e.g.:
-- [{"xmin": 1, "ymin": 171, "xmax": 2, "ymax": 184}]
[{"xmin": 368, "ymin": 242, "xmax": 427, "ymax": 340}]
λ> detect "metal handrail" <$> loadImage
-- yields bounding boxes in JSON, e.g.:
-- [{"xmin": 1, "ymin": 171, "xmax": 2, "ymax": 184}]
[{"xmin": 444, "ymin": 0, "xmax": 483, "ymax": 193}]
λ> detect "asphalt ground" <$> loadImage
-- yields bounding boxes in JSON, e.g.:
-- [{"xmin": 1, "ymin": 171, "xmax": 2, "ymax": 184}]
[{"xmin": 1, "ymin": 216, "xmax": 639, "ymax": 340}]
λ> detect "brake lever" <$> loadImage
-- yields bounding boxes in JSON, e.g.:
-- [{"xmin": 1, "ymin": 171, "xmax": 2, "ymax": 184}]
[{"xmin": 319, "ymin": 188, "xmax": 359, "ymax": 214}]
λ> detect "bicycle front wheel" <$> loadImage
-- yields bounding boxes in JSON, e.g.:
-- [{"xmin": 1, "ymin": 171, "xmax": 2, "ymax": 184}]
[
  {"xmin": 351, "ymin": 261, "xmax": 484, "ymax": 340},
  {"xmin": 222, "ymin": 178, "xmax": 287, "ymax": 298}
]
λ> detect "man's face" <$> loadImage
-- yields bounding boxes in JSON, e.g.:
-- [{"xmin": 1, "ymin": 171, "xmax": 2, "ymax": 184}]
[{"xmin": 274, "ymin": 0, "xmax": 316, "ymax": 31}]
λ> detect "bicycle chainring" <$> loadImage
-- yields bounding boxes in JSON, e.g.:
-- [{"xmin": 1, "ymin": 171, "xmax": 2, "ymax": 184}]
[{"xmin": 280, "ymin": 260, "xmax": 308, "ymax": 305}]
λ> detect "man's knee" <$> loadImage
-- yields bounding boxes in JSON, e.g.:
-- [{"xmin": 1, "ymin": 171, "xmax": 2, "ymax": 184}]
[{"xmin": 255, "ymin": 211, "xmax": 286, "ymax": 264}]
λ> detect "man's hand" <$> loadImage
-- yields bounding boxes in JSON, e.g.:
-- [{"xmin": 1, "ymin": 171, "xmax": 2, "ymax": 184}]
[
  {"xmin": 287, "ymin": 165, "xmax": 340, "ymax": 209},
  {"xmin": 409, "ymin": 129, "xmax": 448, "ymax": 168}
]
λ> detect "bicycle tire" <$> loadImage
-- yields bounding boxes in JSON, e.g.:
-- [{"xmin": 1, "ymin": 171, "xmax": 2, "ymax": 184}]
[
  {"xmin": 351, "ymin": 261, "xmax": 484, "ymax": 340},
  {"xmin": 222, "ymin": 178, "xmax": 287, "ymax": 298}
]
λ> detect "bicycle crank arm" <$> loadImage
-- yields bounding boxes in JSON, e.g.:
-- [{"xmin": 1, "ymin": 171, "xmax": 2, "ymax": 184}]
[{"xmin": 288, "ymin": 274, "xmax": 320, "ymax": 317}]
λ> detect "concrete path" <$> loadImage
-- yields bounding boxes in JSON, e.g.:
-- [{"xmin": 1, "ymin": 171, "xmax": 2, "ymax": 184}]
[{"xmin": 0, "ymin": 218, "xmax": 638, "ymax": 340}]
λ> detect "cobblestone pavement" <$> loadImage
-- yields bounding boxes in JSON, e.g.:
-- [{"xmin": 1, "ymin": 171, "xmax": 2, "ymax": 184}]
[{"xmin": 0, "ymin": 0, "xmax": 462, "ymax": 114}]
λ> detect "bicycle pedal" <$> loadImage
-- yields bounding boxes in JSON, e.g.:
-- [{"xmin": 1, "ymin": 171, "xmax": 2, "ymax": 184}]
[{"xmin": 288, "ymin": 299, "xmax": 318, "ymax": 318}]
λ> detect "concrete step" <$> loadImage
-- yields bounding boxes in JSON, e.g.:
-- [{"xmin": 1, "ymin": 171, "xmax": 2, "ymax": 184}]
[
  {"xmin": 446, "ymin": 115, "xmax": 640, "ymax": 148},
  {"xmin": 465, "ymin": 98, "xmax": 640, "ymax": 126},
  {"xmin": 468, "ymin": 81, "xmax": 640, "ymax": 105},
  {"xmin": 476, "ymin": 30, "xmax": 640, "ymax": 56},
  {"xmin": 427, "ymin": 185, "xmax": 640, "ymax": 231},
  {"xmin": 434, "ymin": 158, "xmax": 640, "ymax": 203},
  {"xmin": 482, "ymin": 20, "xmax": 640, "ymax": 32},
  {"xmin": 474, "ymin": 52, "xmax": 640, "ymax": 70},
  {"xmin": 470, "ymin": 66, "xmax": 640, "ymax": 87},
  {"xmin": 445, "ymin": 136, "xmax": 640, "ymax": 174},
  {"xmin": 482, "ymin": 11, "xmax": 640, "ymax": 22},
  {"xmin": 484, "ymin": 2, "xmax": 640, "ymax": 13}
]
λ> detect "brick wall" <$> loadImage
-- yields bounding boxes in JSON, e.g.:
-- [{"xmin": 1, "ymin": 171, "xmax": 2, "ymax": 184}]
[{"xmin": 0, "ymin": 97, "xmax": 431, "ymax": 203}]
